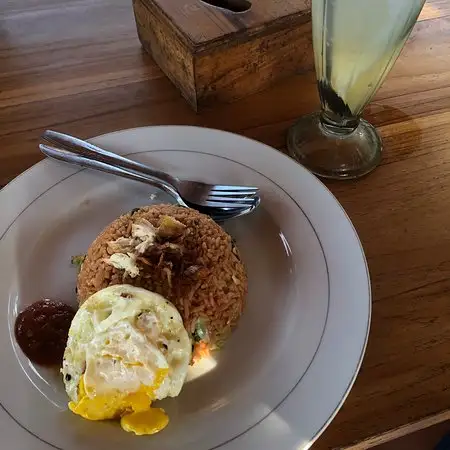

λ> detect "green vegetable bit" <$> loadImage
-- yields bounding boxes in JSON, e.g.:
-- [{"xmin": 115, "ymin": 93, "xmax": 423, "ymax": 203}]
[
  {"xmin": 71, "ymin": 254, "xmax": 86, "ymax": 272},
  {"xmin": 193, "ymin": 318, "xmax": 208, "ymax": 343}
]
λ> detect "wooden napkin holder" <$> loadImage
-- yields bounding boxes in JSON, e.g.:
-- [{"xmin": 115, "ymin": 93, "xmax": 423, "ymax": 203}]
[{"xmin": 132, "ymin": 0, "xmax": 313, "ymax": 110}]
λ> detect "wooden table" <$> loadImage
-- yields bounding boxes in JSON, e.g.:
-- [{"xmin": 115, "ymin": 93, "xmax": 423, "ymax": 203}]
[{"xmin": 1, "ymin": 0, "xmax": 450, "ymax": 448}]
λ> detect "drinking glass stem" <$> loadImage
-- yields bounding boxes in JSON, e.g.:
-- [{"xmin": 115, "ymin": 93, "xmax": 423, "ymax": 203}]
[
  {"xmin": 317, "ymin": 79, "xmax": 360, "ymax": 135},
  {"xmin": 319, "ymin": 110, "xmax": 359, "ymax": 137}
]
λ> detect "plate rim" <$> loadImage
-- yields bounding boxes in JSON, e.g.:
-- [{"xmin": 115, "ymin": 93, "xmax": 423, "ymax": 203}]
[{"xmin": 0, "ymin": 125, "xmax": 371, "ymax": 450}]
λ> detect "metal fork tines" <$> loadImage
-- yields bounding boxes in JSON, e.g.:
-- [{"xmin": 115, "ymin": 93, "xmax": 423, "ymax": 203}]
[
  {"xmin": 175, "ymin": 179, "xmax": 258, "ymax": 209},
  {"xmin": 40, "ymin": 130, "xmax": 260, "ymax": 213}
]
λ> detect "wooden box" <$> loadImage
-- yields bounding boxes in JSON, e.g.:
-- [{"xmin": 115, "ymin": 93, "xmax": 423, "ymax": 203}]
[{"xmin": 132, "ymin": 0, "xmax": 313, "ymax": 111}]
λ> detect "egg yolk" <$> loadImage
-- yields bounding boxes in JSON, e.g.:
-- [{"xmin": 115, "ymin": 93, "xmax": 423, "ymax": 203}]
[
  {"xmin": 69, "ymin": 369, "xmax": 169, "ymax": 435},
  {"xmin": 121, "ymin": 408, "xmax": 169, "ymax": 435}
]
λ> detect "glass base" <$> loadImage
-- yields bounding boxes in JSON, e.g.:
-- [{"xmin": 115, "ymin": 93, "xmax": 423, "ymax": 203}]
[{"xmin": 287, "ymin": 112, "xmax": 382, "ymax": 180}]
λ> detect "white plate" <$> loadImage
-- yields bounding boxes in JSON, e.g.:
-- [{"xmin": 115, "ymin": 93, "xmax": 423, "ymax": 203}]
[{"xmin": 0, "ymin": 126, "xmax": 370, "ymax": 450}]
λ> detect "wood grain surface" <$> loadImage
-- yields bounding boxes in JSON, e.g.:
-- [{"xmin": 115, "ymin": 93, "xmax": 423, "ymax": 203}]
[
  {"xmin": 134, "ymin": 0, "xmax": 312, "ymax": 109},
  {"xmin": 149, "ymin": 0, "xmax": 311, "ymax": 46},
  {"xmin": 1, "ymin": 0, "xmax": 450, "ymax": 449}
]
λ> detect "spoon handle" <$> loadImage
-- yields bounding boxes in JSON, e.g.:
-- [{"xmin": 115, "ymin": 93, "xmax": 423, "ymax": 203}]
[
  {"xmin": 39, "ymin": 143, "xmax": 183, "ymax": 203},
  {"xmin": 41, "ymin": 130, "xmax": 178, "ymax": 187}
]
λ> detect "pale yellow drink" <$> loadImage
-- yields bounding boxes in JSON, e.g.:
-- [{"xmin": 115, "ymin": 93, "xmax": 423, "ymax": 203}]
[{"xmin": 312, "ymin": 0, "xmax": 425, "ymax": 116}]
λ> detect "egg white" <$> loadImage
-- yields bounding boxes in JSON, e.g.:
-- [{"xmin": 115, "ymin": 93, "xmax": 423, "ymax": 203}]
[{"xmin": 62, "ymin": 285, "xmax": 191, "ymax": 402}]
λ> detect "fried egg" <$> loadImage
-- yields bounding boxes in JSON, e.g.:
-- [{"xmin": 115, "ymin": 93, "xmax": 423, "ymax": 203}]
[{"xmin": 62, "ymin": 285, "xmax": 191, "ymax": 435}]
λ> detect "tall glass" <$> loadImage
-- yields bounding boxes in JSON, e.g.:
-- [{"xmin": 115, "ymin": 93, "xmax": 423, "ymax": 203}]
[{"xmin": 287, "ymin": 0, "xmax": 426, "ymax": 179}]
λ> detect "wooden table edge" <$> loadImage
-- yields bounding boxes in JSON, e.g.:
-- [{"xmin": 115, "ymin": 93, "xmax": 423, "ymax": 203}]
[{"xmin": 341, "ymin": 409, "xmax": 450, "ymax": 449}]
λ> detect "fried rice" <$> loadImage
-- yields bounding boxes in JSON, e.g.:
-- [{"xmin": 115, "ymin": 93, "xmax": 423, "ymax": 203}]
[{"xmin": 77, "ymin": 204, "xmax": 247, "ymax": 347}]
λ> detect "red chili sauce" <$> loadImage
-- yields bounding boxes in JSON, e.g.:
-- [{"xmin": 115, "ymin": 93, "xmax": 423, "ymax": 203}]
[{"xmin": 14, "ymin": 299, "xmax": 75, "ymax": 366}]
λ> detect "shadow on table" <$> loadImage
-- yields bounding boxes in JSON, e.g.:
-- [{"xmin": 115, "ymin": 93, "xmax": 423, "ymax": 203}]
[{"xmin": 364, "ymin": 103, "xmax": 423, "ymax": 166}]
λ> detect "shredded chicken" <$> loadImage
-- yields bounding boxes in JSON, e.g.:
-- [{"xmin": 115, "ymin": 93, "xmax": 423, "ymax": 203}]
[
  {"xmin": 132, "ymin": 218, "xmax": 157, "ymax": 239},
  {"xmin": 132, "ymin": 219, "xmax": 157, "ymax": 254},
  {"xmin": 104, "ymin": 215, "xmax": 188, "ymax": 279},
  {"xmin": 107, "ymin": 237, "xmax": 137, "ymax": 253},
  {"xmin": 135, "ymin": 239, "xmax": 154, "ymax": 255},
  {"xmin": 162, "ymin": 267, "xmax": 172, "ymax": 288},
  {"xmin": 104, "ymin": 253, "xmax": 140, "ymax": 278}
]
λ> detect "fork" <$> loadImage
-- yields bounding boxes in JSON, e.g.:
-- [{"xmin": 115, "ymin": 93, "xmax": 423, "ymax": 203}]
[{"xmin": 40, "ymin": 130, "xmax": 260, "ymax": 214}]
